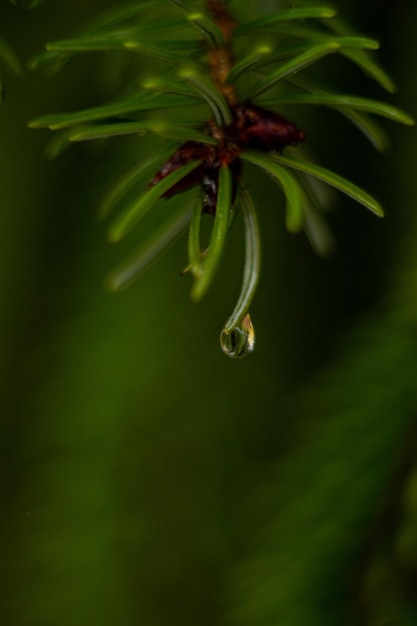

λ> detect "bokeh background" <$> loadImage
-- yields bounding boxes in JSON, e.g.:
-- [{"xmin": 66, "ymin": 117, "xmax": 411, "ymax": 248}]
[{"xmin": 1, "ymin": 1, "xmax": 416, "ymax": 624}]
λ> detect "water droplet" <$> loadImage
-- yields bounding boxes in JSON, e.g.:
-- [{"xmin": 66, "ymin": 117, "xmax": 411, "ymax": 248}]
[{"xmin": 220, "ymin": 313, "xmax": 255, "ymax": 359}]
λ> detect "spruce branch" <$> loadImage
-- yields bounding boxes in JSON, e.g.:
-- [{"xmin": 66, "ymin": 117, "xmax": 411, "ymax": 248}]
[{"xmin": 30, "ymin": 0, "xmax": 414, "ymax": 357}]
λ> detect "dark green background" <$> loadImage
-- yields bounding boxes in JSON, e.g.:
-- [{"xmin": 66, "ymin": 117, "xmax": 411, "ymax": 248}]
[{"xmin": 1, "ymin": 1, "xmax": 416, "ymax": 624}]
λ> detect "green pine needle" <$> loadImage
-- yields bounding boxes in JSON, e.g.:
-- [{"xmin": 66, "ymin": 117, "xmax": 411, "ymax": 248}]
[
  {"xmin": 260, "ymin": 93, "xmax": 415, "ymax": 125},
  {"xmin": 338, "ymin": 108, "xmax": 391, "ymax": 153},
  {"xmin": 108, "ymin": 159, "xmax": 202, "ymax": 242},
  {"xmin": 241, "ymin": 151, "xmax": 305, "ymax": 233},
  {"xmin": 248, "ymin": 37, "xmax": 379, "ymax": 98},
  {"xmin": 188, "ymin": 196, "xmax": 205, "ymax": 280},
  {"xmin": 227, "ymin": 44, "xmax": 274, "ymax": 83},
  {"xmin": 222, "ymin": 187, "xmax": 261, "ymax": 332},
  {"xmin": 98, "ymin": 150, "xmax": 176, "ymax": 221},
  {"xmin": 106, "ymin": 203, "xmax": 192, "ymax": 291},
  {"xmin": 28, "ymin": 94, "xmax": 198, "ymax": 130},
  {"xmin": 191, "ymin": 165, "xmax": 233, "ymax": 301},
  {"xmin": 268, "ymin": 152, "xmax": 384, "ymax": 217},
  {"xmin": 186, "ymin": 12, "xmax": 225, "ymax": 49},
  {"xmin": 68, "ymin": 120, "xmax": 216, "ymax": 145},
  {"xmin": 178, "ymin": 65, "xmax": 232, "ymax": 126},
  {"xmin": 235, "ymin": 6, "xmax": 337, "ymax": 37},
  {"xmin": 0, "ymin": 36, "xmax": 22, "ymax": 75}
]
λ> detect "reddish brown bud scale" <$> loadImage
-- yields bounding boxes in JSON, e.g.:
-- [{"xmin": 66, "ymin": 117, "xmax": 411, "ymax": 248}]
[
  {"xmin": 147, "ymin": 103, "xmax": 304, "ymax": 215},
  {"xmin": 148, "ymin": 141, "xmax": 210, "ymax": 188},
  {"xmin": 232, "ymin": 104, "xmax": 305, "ymax": 152}
]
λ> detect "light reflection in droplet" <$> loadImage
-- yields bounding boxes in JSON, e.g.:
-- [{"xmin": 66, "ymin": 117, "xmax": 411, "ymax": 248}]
[{"xmin": 220, "ymin": 313, "xmax": 255, "ymax": 358}]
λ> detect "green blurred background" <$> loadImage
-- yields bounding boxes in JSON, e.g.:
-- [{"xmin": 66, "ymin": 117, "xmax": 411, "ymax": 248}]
[{"xmin": 1, "ymin": 1, "xmax": 417, "ymax": 624}]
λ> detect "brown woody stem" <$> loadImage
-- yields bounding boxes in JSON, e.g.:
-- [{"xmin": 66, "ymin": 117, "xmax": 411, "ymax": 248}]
[{"xmin": 204, "ymin": 0, "xmax": 238, "ymax": 106}]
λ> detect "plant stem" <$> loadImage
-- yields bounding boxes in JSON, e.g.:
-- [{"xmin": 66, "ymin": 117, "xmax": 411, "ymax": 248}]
[{"xmin": 204, "ymin": 0, "xmax": 237, "ymax": 105}]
